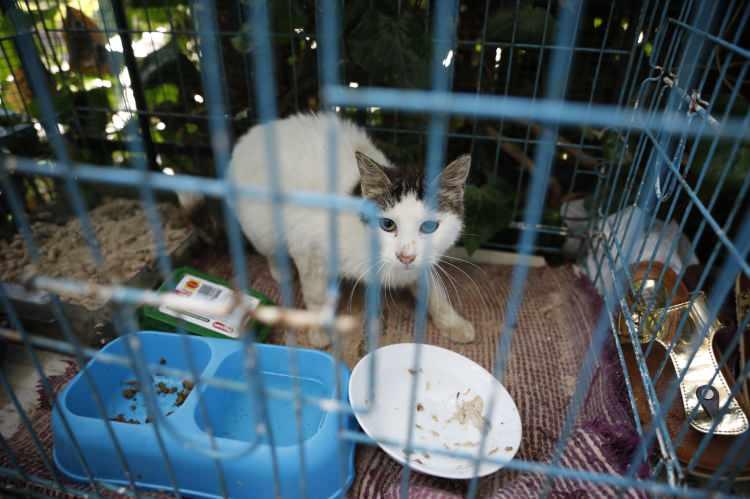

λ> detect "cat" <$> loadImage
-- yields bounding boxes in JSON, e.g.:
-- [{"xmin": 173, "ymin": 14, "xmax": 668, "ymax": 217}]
[{"xmin": 186, "ymin": 112, "xmax": 475, "ymax": 347}]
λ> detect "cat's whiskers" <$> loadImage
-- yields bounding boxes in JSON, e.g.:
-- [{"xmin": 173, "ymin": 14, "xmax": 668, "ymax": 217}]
[
  {"xmin": 440, "ymin": 254, "xmax": 485, "ymax": 273},
  {"xmin": 438, "ymin": 259, "xmax": 490, "ymax": 311},
  {"xmin": 385, "ymin": 271, "xmax": 396, "ymax": 305},
  {"xmin": 439, "ymin": 264, "xmax": 463, "ymax": 303},
  {"xmin": 429, "ymin": 267, "xmax": 453, "ymax": 311},
  {"xmin": 348, "ymin": 260, "xmax": 385, "ymax": 313},
  {"xmin": 433, "ymin": 263, "xmax": 461, "ymax": 308}
]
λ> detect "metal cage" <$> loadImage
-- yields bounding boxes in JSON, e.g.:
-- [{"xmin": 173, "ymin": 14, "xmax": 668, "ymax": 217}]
[{"xmin": 0, "ymin": 0, "xmax": 749, "ymax": 497}]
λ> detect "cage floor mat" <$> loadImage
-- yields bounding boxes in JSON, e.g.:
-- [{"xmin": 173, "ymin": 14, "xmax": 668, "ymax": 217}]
[{"xmin": 1, "ymin": 254, "xmax": 646, "ymax": 498}]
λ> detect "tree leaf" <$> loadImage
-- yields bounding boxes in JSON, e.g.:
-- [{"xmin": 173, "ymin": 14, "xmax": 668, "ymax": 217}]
[
  {"xmin": 138, "ymin": 41, "xmax": 202, "ymax": 105},
  {"xmin": 0, "ymin": 122, "xmax": 40, "ymax": 155},
  {"xmin": 461, "ymin": 183, "xmax": 514, "ymax": 255},
  {"xmin": 144, "ymin": 83, "xmax": 180, "ymax": 107},
  {"xmin": 231, "ymin": 1, "xmax": 307, "ymax": 53},
  {"xmin": 51, "ymin": 87, "xmax": 112, "ymax": 146},
  {"xmin": 487, "ymin": 4, "xmax": 557, "ymax": 43},
  {"xmin": 348, "ymin": 9, "xmax": 430, "ymax": 88},
  {"xmin": 694, "ymin": 139, "xmax": 750, "ymax": 200}
]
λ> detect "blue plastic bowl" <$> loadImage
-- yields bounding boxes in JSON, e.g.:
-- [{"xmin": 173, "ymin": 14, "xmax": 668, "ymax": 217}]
[{"xmin": 52, "ymin": 331, "xmax": 354, "ymax": 498}]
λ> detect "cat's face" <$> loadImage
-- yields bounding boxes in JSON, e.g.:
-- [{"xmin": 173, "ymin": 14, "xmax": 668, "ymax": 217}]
[{"xmin": 356, "ymin": 152, "xmax": 471, "ymax": 284}]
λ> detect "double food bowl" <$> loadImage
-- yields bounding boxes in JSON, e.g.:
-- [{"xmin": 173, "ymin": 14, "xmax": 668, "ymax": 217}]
[{"xmin": 53, "ymin": 331, "xmax": 354, "ymax": 498}]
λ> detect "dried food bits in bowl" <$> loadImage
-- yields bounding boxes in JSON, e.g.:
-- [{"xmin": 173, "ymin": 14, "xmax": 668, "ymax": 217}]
[
  {"xmin": 107, "ymin": 356, "xmax": 197, "ymax": 425},
  {"xmin": 349, "ymin": 343, "xmax": 522, "ymax": 479}
]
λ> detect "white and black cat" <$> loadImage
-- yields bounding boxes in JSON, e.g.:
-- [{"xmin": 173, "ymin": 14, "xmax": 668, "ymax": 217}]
[{"xmin": 185, "ymin": 112, "xmax": 475, "ymax": 347}]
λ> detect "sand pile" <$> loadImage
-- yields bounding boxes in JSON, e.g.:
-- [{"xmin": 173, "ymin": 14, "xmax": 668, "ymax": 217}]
[{"xmin": 0, "ymin": 198, "xmax": 193, "ymax": 309}]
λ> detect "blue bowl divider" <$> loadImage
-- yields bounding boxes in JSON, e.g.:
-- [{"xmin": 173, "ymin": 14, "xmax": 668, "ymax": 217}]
[{"xmin": 53, "ymin": 331, "xmax": 355, "ymax": 498}]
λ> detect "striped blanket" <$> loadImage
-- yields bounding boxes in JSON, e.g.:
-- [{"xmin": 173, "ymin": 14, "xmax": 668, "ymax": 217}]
[{"xmin": 1, "ymin": 256, "xmax": 646, "ymax": 498}]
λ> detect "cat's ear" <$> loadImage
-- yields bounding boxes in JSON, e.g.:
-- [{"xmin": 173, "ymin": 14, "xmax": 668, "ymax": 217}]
[
  {"xmin": 439, "ymin": 154, "xmax": 471, "ymax": 191},
  {"xmin": 435, "ymin": 155, "xmax": 471, "ymax": 215},
  {"xmin": 356, "ymin": 152, "xmax": 391, "ymax": 200}
]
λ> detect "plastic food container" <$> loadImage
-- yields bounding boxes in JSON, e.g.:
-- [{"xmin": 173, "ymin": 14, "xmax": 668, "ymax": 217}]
[
  {"xmin": 139, "ymin": 267, "xmax": 274, "ymax": 342},
  {"xmin": 52, "ymin": 331, "xmax": 354, "ymax": 498}
]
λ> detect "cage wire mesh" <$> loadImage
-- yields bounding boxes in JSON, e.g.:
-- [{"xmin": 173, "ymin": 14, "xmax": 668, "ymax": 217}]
[{"xmin": 0, "ymin": 0, "xmax": 748, "ymax": 497}]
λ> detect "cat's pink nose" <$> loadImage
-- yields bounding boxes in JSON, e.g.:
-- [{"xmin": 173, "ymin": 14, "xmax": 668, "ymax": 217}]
[{"xmin": 397, "ymin": 252, "xmax": 416, "ymax": 265}]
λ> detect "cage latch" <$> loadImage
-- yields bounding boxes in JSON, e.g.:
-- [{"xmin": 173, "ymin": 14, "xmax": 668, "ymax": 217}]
[{"xmin": 696, "ymin": 384, "xmax": 720, "ymax": 421}]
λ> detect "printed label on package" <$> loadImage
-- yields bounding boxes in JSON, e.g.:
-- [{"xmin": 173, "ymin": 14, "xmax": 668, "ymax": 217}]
[{"xmin": 159, "ymin": 275, "xmax": 260, "ymax": 338}]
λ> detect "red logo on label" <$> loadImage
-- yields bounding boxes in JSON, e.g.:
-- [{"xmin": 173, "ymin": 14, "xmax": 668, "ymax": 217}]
[
  {"xmin": 186, "ymin": 279, "xmax": 200, "ymax": 289},
  {"xmin": 212, "ymin": 321, "xmax": 234, "ymax": 333}
]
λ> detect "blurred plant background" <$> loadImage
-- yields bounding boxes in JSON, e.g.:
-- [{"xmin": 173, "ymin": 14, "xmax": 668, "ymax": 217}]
[{"xmin": 0, "ymin": 0, "xmax": 747, "ymax": 263}]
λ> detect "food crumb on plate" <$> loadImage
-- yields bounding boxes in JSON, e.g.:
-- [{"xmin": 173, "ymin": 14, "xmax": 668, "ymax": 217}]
[
  {"xmin": 430, "ymin": 430, "xmax": 440, "ymax": 437},
  {"xmin": 416, "ymin": 424, "xmax": 423, "ymax": 430},
  {"xmin": 447, "ymin": 394, "xmax": 491, "ymax": 432},
  {"xmin": 407, "ymin": 368, "xmax": 423, "ymax": 375},
  {"xmin": 415, "ymin": 459, "xmax": 424, "ymax": 465},
  {"xmin": 416, "ymin": 403, "xmax": 424, "ymax": 412},
  {"xmin": 505, "ymin": 446, "xmax": 514, "ymax": 452},
  {"xmin": 489, "ymin": 447, "xmax": 499, "ymax": 455},
  {"xmin": 431, "ymin": 414, "xmax": 439, "ymax": 422}
]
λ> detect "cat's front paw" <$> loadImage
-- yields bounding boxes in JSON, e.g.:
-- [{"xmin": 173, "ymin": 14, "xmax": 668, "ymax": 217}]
[
  {"xmin": 307, "ymin": 327, "xmax": 331, "ymax": 348},
  {"xmin": 438, "ymin": 315, "xmax": 476, "ymax": 343}
]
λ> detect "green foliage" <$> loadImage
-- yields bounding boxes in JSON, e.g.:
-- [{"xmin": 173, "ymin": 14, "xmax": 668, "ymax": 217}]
[
  {"xmin": 487, "ymin": 4, "xmax": 557, "ymax": 43},
  {"xmin": 0, "ymin": 4, "xmax": 62, "ymax": 83},
  {"xmin": 27, "ymin": 87, "xmax": 72, "ymax": 120},
  {"xmin": 0, "ymin": 42, "xmax": 20, "ymax": 92},
  {"xmin": 0, "ymin": 120, "xmax": 40, "ymax": 156},
  {"xmin": 139, "ymin": 41, "xmax": 201, "ymax": 98},
  {"xmin": 348, "ymin": 9, "xmax": 430, "ymax": 88},
  {"xmin": 70, "ymin": 87, "xmax": 112, "ymax": 137},
  {"xmin": 693, "ymin": 139, "xmax": 750, "ymax": 199},
  {"xmin": 231, "ymin": 1, "xmax": 307, "ymax": 53},
  {"xmin": 144, "ymin": 83, "xmax": 180, "ymax": 107},
  {"xmin": 372, "ymin": 134, "xmax": 424, "ymax": 165},
  {"xmin": 461, "ymin": 178, "xmax": 515, "ymax": 255},
  {"xmin": 0, "ymin": 4, "xmax": 59, "ymax": 35},
  {"xmin": 126, "ymin": 3, "xmax": 190, "ymax": 30},
  {"xmin": 7, "ymin": 0, "xmax": 740, "ymax": 260}
]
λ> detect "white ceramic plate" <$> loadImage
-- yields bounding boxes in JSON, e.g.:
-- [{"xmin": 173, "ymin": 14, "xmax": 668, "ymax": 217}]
[{"xmin": 348, "ymin": 343, "xmax": 522, "ymax": 479}]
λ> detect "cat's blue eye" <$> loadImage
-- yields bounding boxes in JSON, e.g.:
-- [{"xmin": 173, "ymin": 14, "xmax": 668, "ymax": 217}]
[
  {"xmin": 420, "ymin": 221, "xmax": 440, "ymax": 234},
  {"xmin": 379, "ymin": 218, "xmax": 397, "ymax": 232}
]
